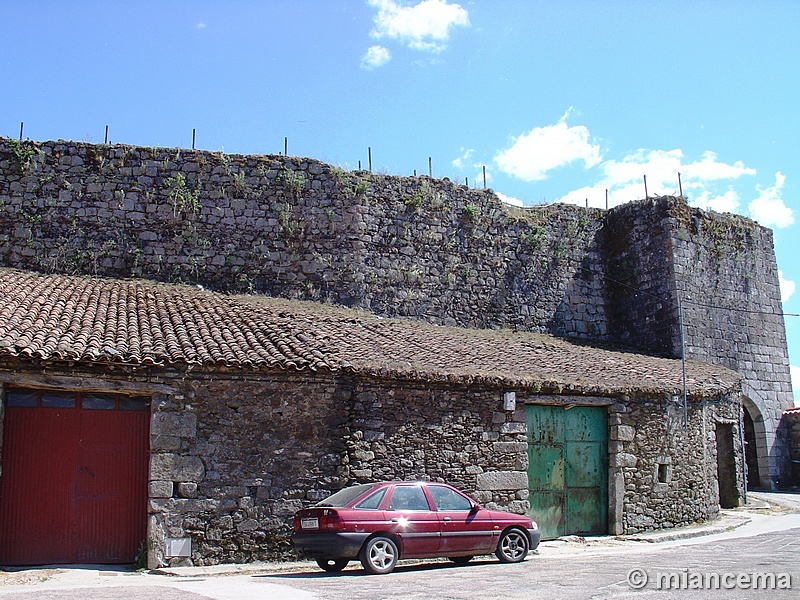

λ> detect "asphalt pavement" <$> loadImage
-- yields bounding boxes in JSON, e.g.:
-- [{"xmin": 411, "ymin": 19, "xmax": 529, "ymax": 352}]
[{"xmin": 0, "ymin": 490, "xmax": 798, "ymax": 599}]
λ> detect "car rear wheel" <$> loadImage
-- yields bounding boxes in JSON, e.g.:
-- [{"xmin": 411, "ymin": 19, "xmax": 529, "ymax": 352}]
[
  {"xmin": 495, "ymin": 528, "xmax": 529, "ymax": 563},
  {"xmin": 360, "ymin": 536, "xmax": 398, "ymax": 574},
  {"xmin": 315, "ymin": 558, "xmax": 349, "ymax": 572},
  {"xmin": 449, "ymin": 555, "xmax": 474, "ymax": 566}
]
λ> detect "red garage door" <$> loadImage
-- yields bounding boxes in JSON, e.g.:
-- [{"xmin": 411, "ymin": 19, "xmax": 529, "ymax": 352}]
[{"xmin": 0, "ymin": 389, "xmax": 150, "ymax": 565}]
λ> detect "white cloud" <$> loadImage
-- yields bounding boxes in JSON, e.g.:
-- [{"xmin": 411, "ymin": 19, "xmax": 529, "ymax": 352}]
[
  {"xmin": 682, "ymin": 150, "xmax": 755, "ymax": 181},
  {"xmin": 791, "ymin": 365, "xmax": 800, "ymax": 406},
  {"xmin": 496, "ymin": 192, "xmax": 523, "ymax": 207},
  {"xmin": 369, "ymin": 0, "xmax": 469, "ymax": 52},
  {"xmin": 553, "ymin": 144, "xmax": 758, "ymax": 210},
  {"xmin": 779, "ymin": 269, "xmax": 795, "ymax": 304},
  {"xmin": 690, "ymin": 188, "xmax": 741, "ymax": 214},
  {"xmin": 748, "ymin": 171, "xmax": 794, "ymax": 229},
  {"xmin": 361, "ymin": 45, "xmax": 391, "ymax": 69},
  {"xmin": 494, "ymin": 109, "xmax": 601, "ymax": 182},
  {"xmin": 196, "ymin": 22, "xmax": 207, "ymax": 30}
]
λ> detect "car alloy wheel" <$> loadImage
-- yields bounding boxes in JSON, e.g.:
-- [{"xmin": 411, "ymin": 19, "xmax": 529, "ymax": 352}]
[
  {"xmin": 360, "ymin": 536, "xmax": 398, "ymax": 574},
  {"xmin": 315, "ymin": 558, "xmax": 349, "ymax": 572},
  {"xmin": 495, "ymin": 528, "xmax": 529, "ymax": 563}
]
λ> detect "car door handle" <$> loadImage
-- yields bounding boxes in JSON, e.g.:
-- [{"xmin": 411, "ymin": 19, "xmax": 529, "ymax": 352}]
[
  {"xmin": 390, "ymin": 518, "xmax": 400, "ymax": 523},
  {"xmin": 443, "ymin": 517, "xmax": 452, "ymax": 522}
]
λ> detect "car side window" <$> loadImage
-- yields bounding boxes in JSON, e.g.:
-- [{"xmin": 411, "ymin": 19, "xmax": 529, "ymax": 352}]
[
  {"xmin": 429, "ymin": 485, "xmax": 473, "ymax": 511},
  {"xmin": 388, "ymin": 486, "xmax": 430, "ymax": 511},
  {"xmin": 355, "ymin": 488, "xmax": 387, "ymax": 510}
]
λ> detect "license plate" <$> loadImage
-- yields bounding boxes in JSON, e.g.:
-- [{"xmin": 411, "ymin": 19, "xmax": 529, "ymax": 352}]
[{"xmin": 301, "ymin": 517, "xmax": 319, "ymax": 530}]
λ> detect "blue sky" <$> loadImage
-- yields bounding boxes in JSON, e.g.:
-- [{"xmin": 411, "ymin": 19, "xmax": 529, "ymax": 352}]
[{"xmin": 2, "ymin": 1, "xmax": 799, "ymax": 403}]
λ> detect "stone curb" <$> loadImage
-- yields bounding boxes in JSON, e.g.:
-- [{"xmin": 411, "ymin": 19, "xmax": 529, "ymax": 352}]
[{"xmin": 616, "ymin": 515, "xmax": 751, "ymax": 543}]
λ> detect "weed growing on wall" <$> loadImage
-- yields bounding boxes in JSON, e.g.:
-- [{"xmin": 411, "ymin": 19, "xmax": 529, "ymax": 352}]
[
  {"xmin": 7, "ymin": 139, "xmax": 37, "ymax": 173},
  {"xmin": 232, "ymin": 170, "xmax": 247, "ymax": 197},
  {"xmin": 278, "ymin": 168, "xmax": 307, "ymax": 200},
  {"xmin": 462, "ymin": 203, "xmax": 480, "ymax": 221},
  {"xmin": 277, "ymin": 202, "xmax": 296, "ymax": 234},
  {"xmin": 165, "ymin": 173, "xmax": 201, "ymax": 217}
]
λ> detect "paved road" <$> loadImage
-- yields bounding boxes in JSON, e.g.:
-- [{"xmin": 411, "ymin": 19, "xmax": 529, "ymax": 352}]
[{"xmin": 1, "ymin": 512, "xmax": 799, "ymax": 600}]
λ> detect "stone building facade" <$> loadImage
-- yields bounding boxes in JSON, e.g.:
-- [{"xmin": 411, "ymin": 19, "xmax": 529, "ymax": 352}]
[{"xmin": 0, "ymin": 269, "xmax": 744, "ymax": 567}]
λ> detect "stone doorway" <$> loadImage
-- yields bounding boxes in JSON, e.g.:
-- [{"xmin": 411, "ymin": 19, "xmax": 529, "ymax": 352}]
[
  {"xmin": 742, "ymin": 396, "xmax": 771, "ymax": 489},
  {"xmin": 715, "ymin": 423, "xmax": 739, "ymax": 509},
  {"xmin": 743, "ymin": 409, "xmax": 760, "ymax": 489}
]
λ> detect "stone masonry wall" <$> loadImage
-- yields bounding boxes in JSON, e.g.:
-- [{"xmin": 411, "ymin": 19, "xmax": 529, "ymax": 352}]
[
  {"xmin": 0, "ymin": 138, "xmax": 606, "ymax": 337},
  {"xmin": 143, "ymin": 369, "xmax": 533, "ymax": 567},
  {"xmin": 148, "ymin": 370, "xmax": 350, "ymax": 566},
  {"xmin": 665, "ymin": 202, "xmax": 794, "ymax": 487},
  {"xmin": 781, "ymin": 410, "xmax": 800, "ymax": 486},
  {"xmin": 342, "ymin": 379, "xmax": 530, "ymax": 514},
  {"xmin": 0, "ymin": 358, "xmax": 744, "ymax": 567},
  {"xmin": 614, "ymin": 393, "xmax": 744, "ymax": 532},
  {"xmin": 600, "ymin": 198, "xmax": 679, "ymax": 356},
  {"xmin": 601, "ymin": 196, "xmax": 793, "ymax": 486}
]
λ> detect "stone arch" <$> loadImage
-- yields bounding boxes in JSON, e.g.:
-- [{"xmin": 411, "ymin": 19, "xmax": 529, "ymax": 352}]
[{"xmin": 741, "ymin": 392, "xmax": 772, "ymax": 489}]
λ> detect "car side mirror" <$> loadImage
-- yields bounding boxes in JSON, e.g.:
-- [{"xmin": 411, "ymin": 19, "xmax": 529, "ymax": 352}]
[{"xmin": 470, "ymin": 502, "xmax": 480, "ymax": 513}]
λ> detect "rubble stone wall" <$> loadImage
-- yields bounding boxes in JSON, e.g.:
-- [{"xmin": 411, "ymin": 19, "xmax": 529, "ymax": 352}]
[
  {"xmin": 144, "ymin": 369, "xmax": 535, "ymax": 566},
  {"xmin": 0, "ymin": 138, "xmax": 606, "ymax": 337},
  {"xmin": 144, "ymin": 369, "xmax": 742, "ymax": 565},
  {"xmin": 666, "ymin": 203, "xmax": 793, "ymax": 487},
  {"xmin": 613, "ymin": 393, "xmax": 744, "ymax": 533}
]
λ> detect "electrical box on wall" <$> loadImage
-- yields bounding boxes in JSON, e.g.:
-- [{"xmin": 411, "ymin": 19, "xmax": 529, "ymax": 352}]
[
  {"xmin": 503, "ymin": 391, "xmax": 516, "ymax": 411},
  {"xmin": 166, "ymin": 537, "xmax": 192, "ymax": 558}
]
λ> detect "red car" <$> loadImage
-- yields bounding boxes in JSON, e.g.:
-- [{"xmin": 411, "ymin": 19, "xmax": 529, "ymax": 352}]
[{"xmin": 292, "ymin": 481, "xmax": 540, "ymax": 574}]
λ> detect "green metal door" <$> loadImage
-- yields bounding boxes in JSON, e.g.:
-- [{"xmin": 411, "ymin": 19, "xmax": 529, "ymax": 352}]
[{"xmin": 527, "ymin": 405, "xmax": 608, "ymax": 539}]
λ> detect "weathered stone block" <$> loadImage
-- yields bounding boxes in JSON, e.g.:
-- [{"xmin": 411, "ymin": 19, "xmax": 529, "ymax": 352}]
[
  {"xmin": 612, "ymin": 425, "xmax": 636, "ymax": 442},
  {"xmin": 471, "ymin": 491, "xmax": 493, "ymax": 503},
  {"xmin": 151, "ymin": 413, "xmax": 197, "ymax": 438},
  {"xmin": 609, "ymin": 452, "xmax": 637, "ymax": 468},
  {"xmin": 477, "ymin": 470, "xmax": 528, "ymax": 490},
  {"xmin": 150, "ymin": 454, "xmax": 205, "ymax": 481},
  {"xmin": 150, "ymin": 480, "xmax": 173, "ymax": 498},
  {"xmin": 492, "ymin": 441, "xmax": 528, "ymax": 454},
  {"xmin": 177, "ymin": 482, "xmax": 198, "ymax": 498},
  {"xmin": 499, "ymin": 422, "xmax": 527, "ymax": 434},
  {"xmin": 151, "ymin": 435, "xmax": 182, "ymax": 452}
]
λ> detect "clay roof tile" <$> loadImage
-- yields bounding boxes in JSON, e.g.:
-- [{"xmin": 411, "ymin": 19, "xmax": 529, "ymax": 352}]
[{"xmin": 0, "ymin": 267, "xmax": 742, "ymax": 397}]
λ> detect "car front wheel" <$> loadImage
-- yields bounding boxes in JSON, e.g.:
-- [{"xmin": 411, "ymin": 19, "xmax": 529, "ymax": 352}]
[
  {"xmin": 315, "ymin": 558, "xmax": 349, "ymax": 572},
  {"xmin": 360, "ymin": 536, "xmax": 398, "ymax": 574},
  {"xmin": 495, "ymin": 528, "xmax": 529, "ymax": 563}
]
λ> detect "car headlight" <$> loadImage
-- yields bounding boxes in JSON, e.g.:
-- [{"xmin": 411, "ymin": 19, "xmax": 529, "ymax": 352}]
[{"xmin": 530, "ymin": 520, "xmax": 538, "ymax": 530}]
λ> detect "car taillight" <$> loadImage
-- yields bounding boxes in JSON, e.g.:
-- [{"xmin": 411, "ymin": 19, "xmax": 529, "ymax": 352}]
[
  {"xmin": 320, "ymin": 511, "xmax": 344, "ymax": 531},
  {"xmin": 293, "ymin": 515, "xmax": 301, "ymax": 531}
]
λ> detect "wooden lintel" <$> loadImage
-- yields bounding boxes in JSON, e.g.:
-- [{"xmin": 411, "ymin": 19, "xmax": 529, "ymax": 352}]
[{"xmin": 0, "ymin": 370, "xmax": 176, "ymax": 395}]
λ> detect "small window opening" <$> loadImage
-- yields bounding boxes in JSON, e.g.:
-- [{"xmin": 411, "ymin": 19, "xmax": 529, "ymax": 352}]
[{"xmin": 657, "ymin": 463, "xmax": 669, "ymax": 484}]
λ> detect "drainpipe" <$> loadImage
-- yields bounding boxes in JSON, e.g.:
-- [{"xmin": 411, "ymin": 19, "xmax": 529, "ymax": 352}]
[{"xmin": 739, "ymin": 404, "xmax": 748, "ymax": 504}]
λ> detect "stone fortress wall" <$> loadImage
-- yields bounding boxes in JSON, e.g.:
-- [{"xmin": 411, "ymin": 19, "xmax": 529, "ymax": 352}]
[{"xmin": 0, "ymin": 137, "xmax": 793, "ymax": 486}]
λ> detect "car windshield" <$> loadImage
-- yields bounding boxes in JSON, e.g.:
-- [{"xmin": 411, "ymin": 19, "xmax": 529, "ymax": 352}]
[{"xmin": 315, "ymin": 484, "xmax": 377, "ymax": 507}]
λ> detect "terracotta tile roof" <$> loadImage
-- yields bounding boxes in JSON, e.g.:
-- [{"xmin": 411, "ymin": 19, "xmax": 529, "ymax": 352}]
[{"xmin": 0, "ymin": 268, "xmax": 741, "ymax": 397}]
